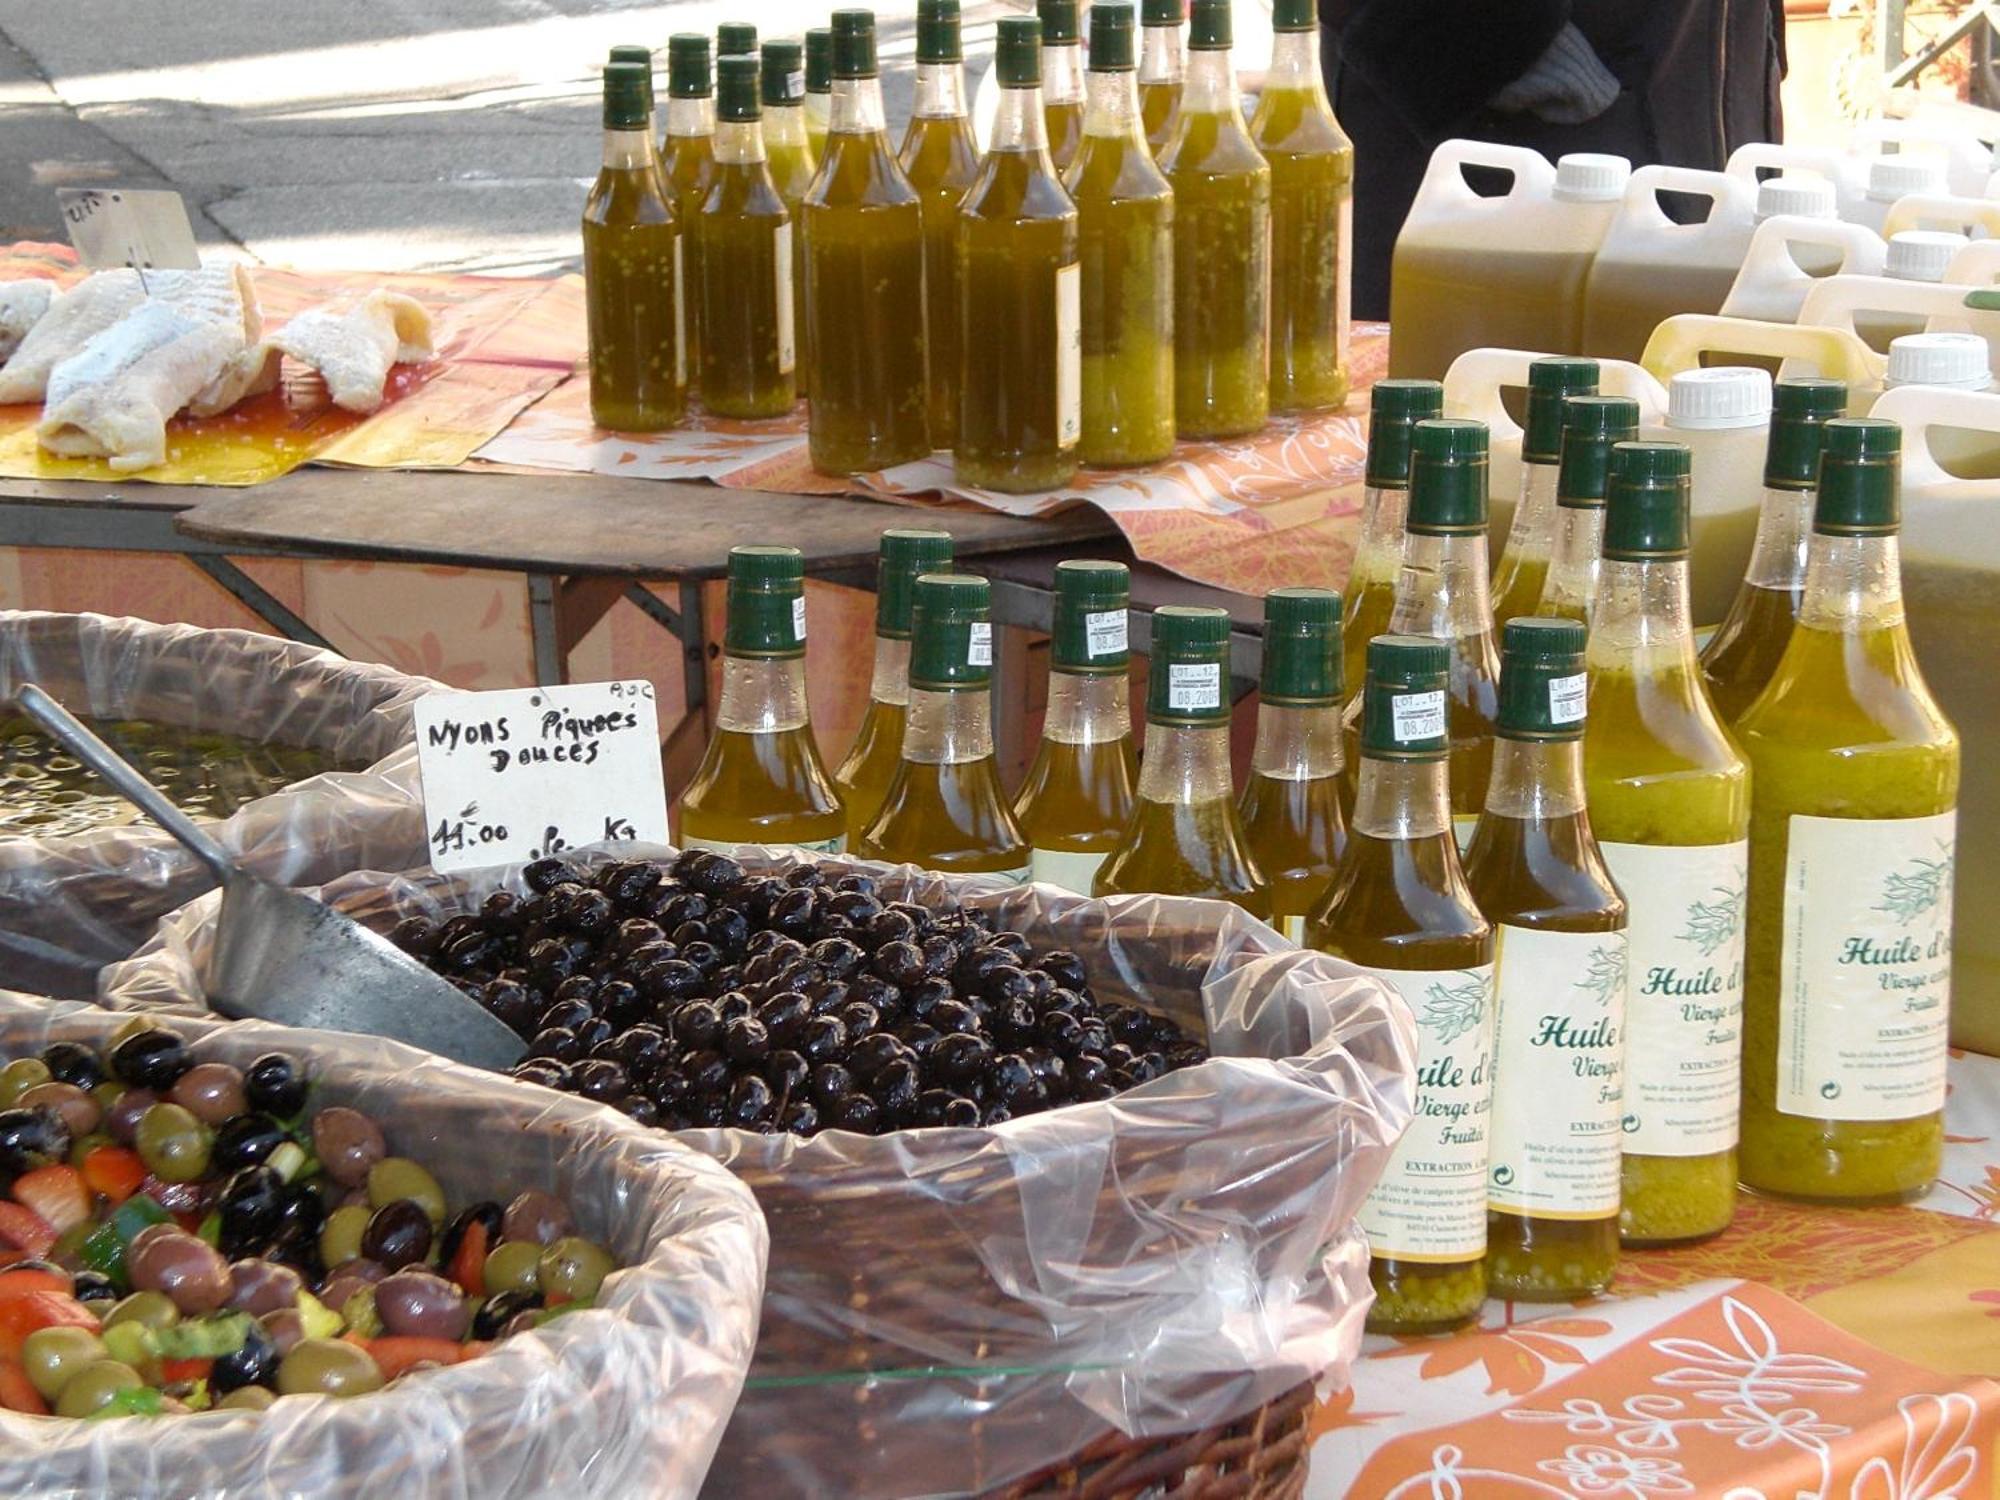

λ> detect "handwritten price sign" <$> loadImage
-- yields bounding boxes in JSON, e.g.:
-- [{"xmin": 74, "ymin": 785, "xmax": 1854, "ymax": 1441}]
[
  {"xmin": 56, "ymin": 189, "xmax": 201, "ymax": 272},
  {"xmin": 413, "ymin": 680, "xmax": 668, "ymax": 873}
]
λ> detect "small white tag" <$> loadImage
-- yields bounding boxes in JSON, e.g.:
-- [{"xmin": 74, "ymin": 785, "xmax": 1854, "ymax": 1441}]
[
  {"xmin": 1548, "ymin": 672, "xmax": 1588, "ymax": 725},
  {"xmin": 1084, "ymin": 608, "xmax": 1127, "ymax": 658},
  {"xmin": 774, "ymin": 221, "xmax": 796, "ymax": 375},
  {"xmin": 1168, "ymin": 661, "xmax": 1221, "ymax": 711},
  {"xmin": 1391, "ymin": 689, "xmax": 1446, "ymax": 743},
  {"xmin": 58, "ymin": 188, "xmax": 200, "ymax": 272},
  {"xmin": 787, "ymin": 70, "xmax": 807, "ymax": 101},
  {"xmin": 1055, "ymin": 261, "xmax": 1081, "ymax": 450},
  {"xmin": 792, "ymin": 594, "xmax": 808, "ymax": 642},
  {"xmin": 968, "ymin": 621, "xmax": 993, "ymax": 666}
]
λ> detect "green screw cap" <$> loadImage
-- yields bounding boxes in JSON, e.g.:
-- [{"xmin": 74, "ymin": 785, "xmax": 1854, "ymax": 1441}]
[
  {"xmin": 916, "ymin": 0, "xmax": 963, "ymax": 63},
  {"xmin": 1766, "ymin": 378, "xmax": 1849, "ymax": 491},
  {"xmin": 667, "ymin": 34, "xmax": 712, "ymax": 98},
  {"xmin": 1495, "ymin": 617, "xmax": 1589, "ymax": 740},
  {"xmin": 1188, "ymin": 0, "xmax": 1232, "ymax": 48},
  {"xmin": 997, "ymin": 16, "xmax": 1043, "ymax": 85},
  {"xmin": 1146, "ymin": 606, "xmax": 1231, "ymax": 724},
  {"xmin": 716, "ymin": 55, "xmax": 760, "ymax": 120},
  {"xmin": 1143, "ymin": 0, "xmax": 1186, "ymax": 24},
  {"xmin": 762, "ymin": 41, "xmax": 805, "ymax": 106},
  {"xmin": 718, "ymin": 22, "xmax": 758, "ymax": 57},
  {"xmin": 1052, "ymin": 559, "xmax": 1131, "ymax": 672},
  {"xmin": 831, "ymin": 10, "xmax": 878, "ymax": 79},
  {"xmin": 1366, "ymin": 379, "xmax": 1445, "ymax": 488},
  {"xmin": 1814, "ymin": 418, "xmax": 1902, "ymax": 536},
  {"xmin": 1523, "ymin": 357, "xmax": 1601, "ymax": 463},
  {"xmin": 875, "ymin": 529, "xmax": 955, "ymax": 639},
  {"xmin": 1261, "ymin": 587, "xmax": 1342, "ymax": 705},
  {"xmin": 1271, "ymin": 0, "xmax": 1316, "ymax": 30},
  {"xmin": 1038, "ymin": 0, "xmax": 1082, "ymax": 44},
  {"xmin": 724, "ymin": 545, "xmax": 807, "ymax": 656},
  {"xmin": 602, "ymin": 61, "xmax": 653, "ymax": 130},
  {"xmin": 1089, "ymin": 1, "xmax": 1137, "ymax": 70},
  {"xmin": 806, "ymin": 29, "xmax": 833, "ymax": 92},
  {"xmin": 1407, "ymin": 419, "xmax": 1489, "ymax": 535},
  {"xmin": 910, "ymin": 573, "xmax": 995, "ymax": 689},
  {"xmin": 1360, "ymin": 635, "xmax": 1451, "ymax": 760},
  {"xmin": 1602, "ymin": 442, "xmax": 1692, "ymax": 560},
  {"xmin": 1556, "ymin": 395, "xmax": 1641, "ymax": 510}
]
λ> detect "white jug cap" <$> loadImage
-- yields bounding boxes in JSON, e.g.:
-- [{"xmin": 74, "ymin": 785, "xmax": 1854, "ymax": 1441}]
[
  {"xmin": 1867, "ymin": 154, "xmax": 1946, "ymax": 202},
  {"xmin": 1553, "ymin": 153, "xmax": 1631, "ymax": 203},
  {"xmin": 1886, "ymin": 229, "xmax": 1970, "ymax": 282},
  {"xmin": 1887, "ymin": 331, "xmax": 1994, "ymax": 390},
  {"xmin": 1667, "ymin": 366, "xmax": 1775, "ymax": 429},
  {"xmin": 1755, "ymin": 174, "xmax": 1836, "ymax": 221}
]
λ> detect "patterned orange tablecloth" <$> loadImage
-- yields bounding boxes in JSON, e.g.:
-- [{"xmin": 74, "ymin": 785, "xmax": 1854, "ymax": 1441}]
[{"xmin": 1306, "ymin": 1051, "xmax": 2000, "ymax": 1497}]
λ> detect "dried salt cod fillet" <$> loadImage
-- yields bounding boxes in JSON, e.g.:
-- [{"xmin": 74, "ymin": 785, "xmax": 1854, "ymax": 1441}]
[
  {"xmin": 36, "ymin": 301, "xmax": 246, "ymax": 471},
  {"xmin": 0, "ymin": 282, "xmax": 54, "ymax": 363},
  {"xmin": 268, "ymin": 290, "xmax": 433, "ymax": 413},
  {"xmin": 0, "ymin": 269, "xmax": 146, "ymax": 403}
]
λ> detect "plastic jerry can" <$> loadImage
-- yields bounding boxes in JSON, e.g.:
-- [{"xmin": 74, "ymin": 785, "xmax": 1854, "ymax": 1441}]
[
  {"xmin": 1947, "ymin": 239, "xmax": 2000, "ymax": 285},
  {"xmin": 1883, "ymin": 192, "xmax": 2000, "ymax": 240},
  {"xmin": 1851, "ymin": 117, "xmax": 1995, "ymax": 200},
  {"xmin": 1871, "ymin": 384, "xmax": 2000, "ymax": 1053},
  {"xmin": 1388, "ymin": 143, "xmax": 1630, "ymax": 380},
  {"xmin": 1855, "ymin": 154, "xmax": 1948, "ymax": 235},
  {"xmin": 1641, "ymin": 313, "xmax": 1885, "ymax": 415},
  {"xmin": 1580, "ymin": 165, "xmax": 1759, "ymax": 364},
  {"xmin": 1440, "ymin": 345, "xmax": 1666, "ymax": 539},
  {"xmin": 1719, "ymin": 213, "xmax": 1886, "ymax": 324},
  {"xmin": 1658, "ymin": 366, "xmax": 1774, "ymax": 627},
  {"xmin": 1796, "ymin": 272, "xmax": 1998, "ymax": 360},
  {"xmin": 1726, "ymin": 140, "xmax": 1870, "ymax": 222}
]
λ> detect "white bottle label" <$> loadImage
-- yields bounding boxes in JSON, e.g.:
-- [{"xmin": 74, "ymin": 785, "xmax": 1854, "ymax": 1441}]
[
  {"xmin": 1358, "ymin": 963, "xmax": 1497, "ymax": 1262},
  {"xmin": 1487, "ymin": 924, "xmax": 1627, "ymax": 1218},
  {"xmin": 1602, "ymin": 840, "xmax": 1746, "ymax": 1157},
  {"xmin": 967, "ymin": 621, "xmax": 993, "ymax": 667},
  {"xmin": 680, "ymin": 833, "xmax": 846, "ymax": 856},
  {"xmin": 1029, "ymin": 846, "xmax": 1108, "ymax": 896},
  {"xmin": 672, "ymin": 235, "xmax": 687, "ymax": 386},
  {"xmin": 1548, "ymin": 672, "xmax": 1588, "ymax": 726},
  {"xmin": 1777, "ymin": 811, "xmax": 1955, "ymax": 1122},
  {"xmin": 1280, "ymin": 913, "xmax": 1306, "ymax": 943},
  {"xmin": 1084, "ymin": 609, "xmax": 1128, "ymax": 659},
  {"xmin": 1167, "ymin": 661, "xmax": 1221, "ymax": 711},
  {"xmin": 1055, "ymin": 260, "xmax": 1081, "ymax": 450},
  {"xmin": 774, "ymin": 221, "xmax": 796, "ymax": 376},
  {"xmin": 1391, "ymin": 690, "xmax": 1445, "ymax": 743},
  {"xmin": 791, "ymin": 594, "xmax": 808, "ymax": 643}
]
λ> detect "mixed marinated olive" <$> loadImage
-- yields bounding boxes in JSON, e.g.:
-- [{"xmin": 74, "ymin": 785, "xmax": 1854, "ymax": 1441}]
[
  {"xmin": 394, "ymin": 849, "xmax": 1210, "ymax": 1136},
  {"xmin": 0, "ymin": 1029, "xmax": 622, "ymax": 1420}
]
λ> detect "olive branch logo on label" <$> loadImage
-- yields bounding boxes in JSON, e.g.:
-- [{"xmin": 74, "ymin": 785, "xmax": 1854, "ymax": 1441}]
[
  {"xmin": 1576, "ymin": 944, "xmax": 1627, "ymax": 1008},
  {"xmin": 1678, "ymin": 885, "xmax": 1744, "ymax": 957},
  {"xmin": 1417, "ymin": 972, "xmax": 1489, "ymax": 1044},
  {"xmin": 1874, "ymin": 841, "xmax": 1955, "ymax": 925}
]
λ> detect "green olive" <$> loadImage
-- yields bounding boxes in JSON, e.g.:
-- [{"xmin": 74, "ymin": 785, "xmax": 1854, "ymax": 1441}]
[
  {"xmin": 53, "ymin": 1358, "xmax": 142, "ymax": 1418},
  {"xmin": 319, "ymin": 1205, "xmax": 372, "ymax": 1270},
  {"xmin": 91, "ymin": 1081, "xmax": 125, "ymax": 1115},
  {"xmin": 217, "ymin": 1385, "xmax": 275, "ymax": 1411},
  {"xmin": 482, "ymin": 1241, "xmax": 543, "ymax": 1297},
  {"xmin": 0, "ymin": 1058, "xmax": 50, "ymax": 1108},
  {"xmin": 133, "ymin": 1102, "xmax": 212, "ymax": 1184},
  {"xmin": 103, "ymin": 1290, "xmax": 180, "ymax": 1332},
  {"xmin": 537, "ymin": 1237, "xmax": 615, "ymax": 1304},
  {"xmin": 276, "ymin": 1337, "xmax": 384, "ymax": 1398},
  {"xmin": 22, "ymin": 1325, "xmax": 106, "ymax": 1402},
  {"xmin": 366, "ymin": 1158, "xmax": 446, "ymax": 1226}
]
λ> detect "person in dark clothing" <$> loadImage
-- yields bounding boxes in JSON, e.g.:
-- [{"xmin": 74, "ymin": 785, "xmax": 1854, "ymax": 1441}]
[{"xmin": 1320, "ymin": 0, "xmax": 1788, "ymax": 319}]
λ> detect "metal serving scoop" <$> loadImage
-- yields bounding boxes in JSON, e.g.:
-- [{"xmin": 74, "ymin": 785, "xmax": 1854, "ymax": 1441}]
[{"xmin": 14, "ymin": 685, "xmax": 526, "ymax": 1072}]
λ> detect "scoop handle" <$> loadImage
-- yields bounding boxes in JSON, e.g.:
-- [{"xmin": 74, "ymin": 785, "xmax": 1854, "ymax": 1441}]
[{"xmin": 12, "ymin": 684, "xmax": 238, "ymax": 889}]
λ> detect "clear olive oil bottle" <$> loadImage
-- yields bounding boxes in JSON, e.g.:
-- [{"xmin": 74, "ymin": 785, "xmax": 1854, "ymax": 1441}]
[
  {"xmin": 1701, "ymin": 379, "xmax": 1849, "ymax": 723},
  {"xmin": 1241, "ymin": 588, "xmax": 1348, "ymax": 940},
  {"xmin": 1160, "ymin": 0, "xmax": 1271, "ymax": 440},
  {"xmin": 663, "ymin": 35, "xmax": 718, "ymax": 383},
  {"xmin": 1015, "ymin": 560, "xmax": 1139, "ymax": 892},
  {"xmin": 1468, "ymin": 617, "xmax": 1628, "ymax": 1302},
  {"xmin": 804, "ymin": 28, "xmax": 833, "ymax": 160},
  {"xmin": 583, "ymin": 59, "xmax": 686, "ymax": 433},
  {"xmin": 897, "ymin": 0, "xmax": 980, "ymax": 448},
  {"xmin": 1251, "ymin": 0, "xmax": 1353, "ymax": 415},
  {"xmin": 762, "ymin": 40, "xmax": 818, "ymax": 400},
  {"xmin": 803, "ymin": 9, "xmax": 931, "ymax": 475},
  {"xmin": 1342, "ymin": 379, "xmax": 1442, "ymax": 704},
  {"xmin": 957, "ymin": 16, "xmax": 1082, "ymax": 493},
  {"xmin": 1038, "ymin": 0, "xmax": 1087, "ymax": 172},
  {"xmin": 1096, "ymin": 606, "xmax": 1271, "ymax": 916},
  {"xmin": 833, "ymin": 529, "xmax": 955, "ymax": 844},
  {"xmin": 1492, "ymin": 358, "xmax": 1599, "ymax": 630},
  {"xmin": 1737, "ymin": 419, "xmax": 1958, "ymax": 1204},
  {"xmin": 1065, "ymin": 1, "xmax": 1176, "ymax": 468},
  {"xmin": 677, "ymin": 545, "xmax": 846, "ymax": 853},
  {"xmin": 698, "ymin": 56, "xmax": 796, "ymax": 419},
  {"xmin": 1138, "ymin": 0, "xmax": 1186, "ymax": 156},
  {"xmin": 1585, "ymin": 443, "xmax": 1749, "ymax": 1246},
  {"xmin": 857, "ymin": 573, "xmax": 1033, "ymax": 878},
  {"xmin": 1311, "ymin": 634, "xmax": 1494, "ymax": 1335},
  {"xmin": 1538, "ymin": 395, "xmax": 1640, "ymax": 624}
]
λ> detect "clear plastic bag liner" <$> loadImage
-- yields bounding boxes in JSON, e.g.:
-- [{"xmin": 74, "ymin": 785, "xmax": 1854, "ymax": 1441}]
[
  {"xmin": 0, "ymin": 988, "xmax": 765, "ymax": 1500},
  {"xmin": 0, "ymin": 611, "xmax": 439, "ymax": 997},
  {"xmin": 102, "ymin": 845, "xmax": 1418, "ymax": 1499}
]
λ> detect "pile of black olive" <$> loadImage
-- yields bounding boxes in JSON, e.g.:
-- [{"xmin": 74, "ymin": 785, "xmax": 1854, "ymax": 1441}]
[{"xmin": 387, "ymin": 850, "xmax": 1209, "ymax": 1136}]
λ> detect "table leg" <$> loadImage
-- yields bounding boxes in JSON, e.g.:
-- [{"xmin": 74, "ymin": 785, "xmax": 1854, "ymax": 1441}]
[
  {"xmin": 181, "ymin": 555, "xmax": 335, "ymax": 653},
  {"xmin": 527, "ymin": 573, "xmax": 564, "ymax": 686}
]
